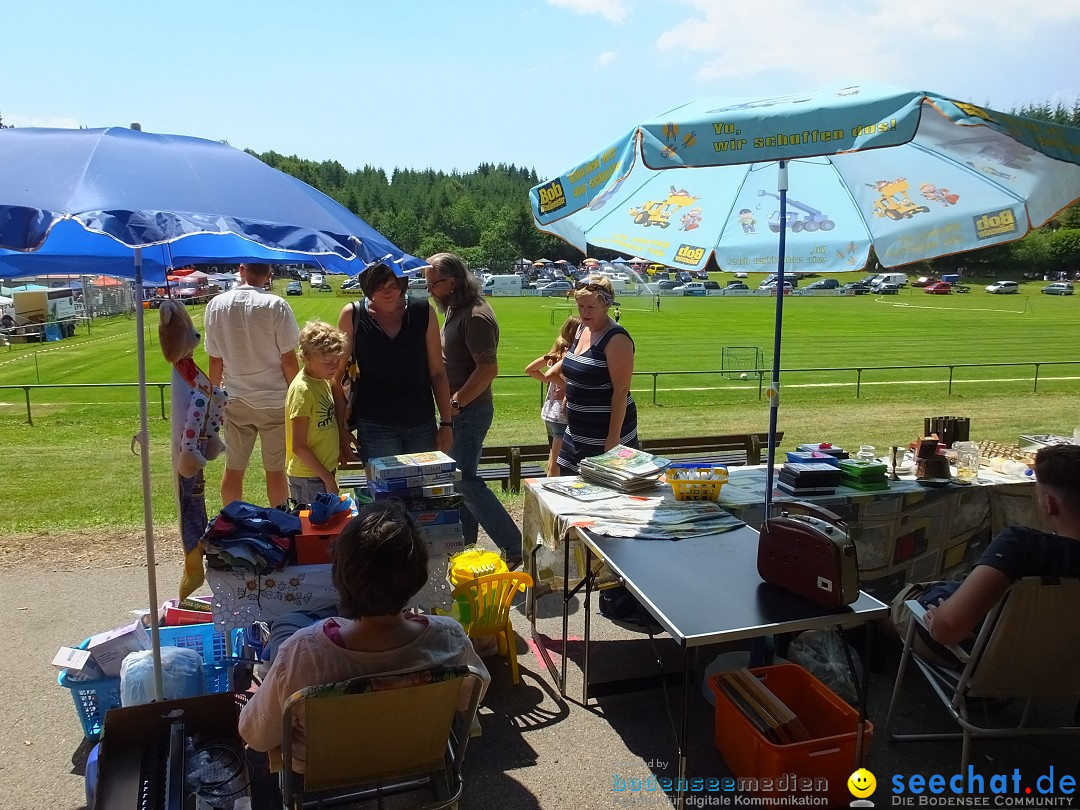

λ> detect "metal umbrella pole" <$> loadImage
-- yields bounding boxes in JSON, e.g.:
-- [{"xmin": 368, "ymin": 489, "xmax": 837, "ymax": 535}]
[
  {"xmin": 132, "ymin": 246, "xmax": 164, "ymax": 702},
  {"xmin": 763, "ymin": 161, "xmax": 788, "ymax": 520}
]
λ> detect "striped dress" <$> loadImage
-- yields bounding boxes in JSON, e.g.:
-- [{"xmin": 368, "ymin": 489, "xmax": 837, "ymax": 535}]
[{"xmin": 556, "ymin": 324, "xmax": 638, "ymax": 473}]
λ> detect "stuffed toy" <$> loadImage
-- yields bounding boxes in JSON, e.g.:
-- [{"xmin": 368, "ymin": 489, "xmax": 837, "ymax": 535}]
[
  {"xmin": 158, "ymin": 300, "xmax": 228, "ymax": 478},
  {"xmin": 159, "ymin": 300, "xmax": 228, "ymax": 600}
]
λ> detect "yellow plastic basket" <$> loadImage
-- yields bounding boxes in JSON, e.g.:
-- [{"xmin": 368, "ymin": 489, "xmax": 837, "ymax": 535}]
[{"xmin": 666, "ymin": 464, "xmax": 728, "ymax": 501}]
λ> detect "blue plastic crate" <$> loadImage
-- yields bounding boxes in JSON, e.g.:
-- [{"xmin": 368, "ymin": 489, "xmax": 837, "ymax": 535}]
[{"xmin": 58, "ymin": 622, "xmax": 243, "ymax": 740}]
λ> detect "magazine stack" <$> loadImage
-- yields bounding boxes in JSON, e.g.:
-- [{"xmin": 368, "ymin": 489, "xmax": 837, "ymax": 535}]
[
  {"xmin": 578, "ymin": 445, "xmax": 670, "ymax": 493},
  {"xmin": 367, "ymin": 451, "xmax": 466, "ymax": 557}
]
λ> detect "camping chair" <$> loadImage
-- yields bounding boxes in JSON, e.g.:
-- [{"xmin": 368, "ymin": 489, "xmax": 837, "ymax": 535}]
[
  {"xmin": 451, "ymin": 572, "xmax": 533, "ymax": 684},
  {"xmin": 280, "ymin": 665, "xmax": 485, "ymax": 810},
  {"xmin": 885, "ymin": 576, "xmax": 1080, "ymax": 771}
]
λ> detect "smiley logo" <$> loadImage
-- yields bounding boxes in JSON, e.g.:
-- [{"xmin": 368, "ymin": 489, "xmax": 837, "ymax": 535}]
[{"xmin": 848, "ymin": 768, "xmax": 877, "ymax": 798}]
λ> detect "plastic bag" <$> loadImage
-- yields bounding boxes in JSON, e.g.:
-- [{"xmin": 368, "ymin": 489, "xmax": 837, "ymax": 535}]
[
  {"xmin": 120, "ymin": 646, "xmax": 204, "ymax": 706},
  {"xmin": 786, "ymin": 629, "xmax": 861, "ymax": 704}
]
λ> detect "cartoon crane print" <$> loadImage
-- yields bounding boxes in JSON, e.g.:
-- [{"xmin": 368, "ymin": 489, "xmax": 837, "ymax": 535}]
[{"xmin": 756, "ymin": 190, "xmax": 835, "ymax": 233}]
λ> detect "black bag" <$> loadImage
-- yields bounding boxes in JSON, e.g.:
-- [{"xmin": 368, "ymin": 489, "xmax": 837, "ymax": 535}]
[{"xmin": 599, "ymin": 586, "xmax": 658, "ymax": 629}]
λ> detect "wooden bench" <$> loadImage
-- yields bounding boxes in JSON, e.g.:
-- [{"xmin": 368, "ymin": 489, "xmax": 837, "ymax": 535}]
[
  {"xmin": 480, "ymin": 431, "xmax": 781, "ymax": 492},
  {"xmin": 339, "ymin": 432, "xmax": 781, "ymax": 494}
]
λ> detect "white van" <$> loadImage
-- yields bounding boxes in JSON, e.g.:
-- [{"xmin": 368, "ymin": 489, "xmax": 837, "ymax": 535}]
[
  {"xmin": 871, "ymin": 272, "xmax": 906, "ymax": 288},
  {"xmin": 310, "ymin": 272, "xmax": 325, "ymax": 287},
  {"xmin": 482, "ymin": 275, "xmax": 522, "ymax": 297}
]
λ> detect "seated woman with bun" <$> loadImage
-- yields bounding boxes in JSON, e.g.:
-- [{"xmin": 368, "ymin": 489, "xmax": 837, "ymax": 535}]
[{"xmin": 239, "ymin": 500, "xmax": 489, "ymax": 771}]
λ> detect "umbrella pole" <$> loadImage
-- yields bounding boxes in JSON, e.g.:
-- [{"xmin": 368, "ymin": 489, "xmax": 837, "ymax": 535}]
[
  {"xmin": 134, "ymin": 248, "xmax": 165, "ymax": 702},
  {"xmin": 764, "ymin": 161, "xmax": 789, "ymax": 519}
]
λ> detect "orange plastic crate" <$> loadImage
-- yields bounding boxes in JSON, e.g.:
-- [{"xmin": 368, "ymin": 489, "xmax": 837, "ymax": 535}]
[{"xmin": 708, "ymin": 663, "xmax": 872, "ymax": 807}]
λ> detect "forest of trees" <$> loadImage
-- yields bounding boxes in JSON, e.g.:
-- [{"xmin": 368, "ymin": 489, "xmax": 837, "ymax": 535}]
[{"xmin": 4, "ymin": 102, "xmax": 1080, "ymax": 276}]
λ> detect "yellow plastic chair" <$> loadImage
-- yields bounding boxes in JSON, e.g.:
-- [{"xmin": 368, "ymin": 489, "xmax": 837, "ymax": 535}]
[{"xmin": 450, "ymin": 572, "xmax": 533, "ymax": 684}]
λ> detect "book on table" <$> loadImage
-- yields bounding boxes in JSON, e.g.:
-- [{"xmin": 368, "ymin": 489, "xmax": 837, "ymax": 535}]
[
  {"xmin": 543, "ymin": 479, "xmax": 622, "ymax": 502},
  {"xmin": 578, "ymin": 445, "xmax": 669, "ymax": 492}
]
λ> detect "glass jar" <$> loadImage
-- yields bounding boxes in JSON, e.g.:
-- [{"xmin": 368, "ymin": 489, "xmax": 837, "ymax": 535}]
[{"xmin": 952, "ymin": 440, "xmax": 980, "ymax": 482}]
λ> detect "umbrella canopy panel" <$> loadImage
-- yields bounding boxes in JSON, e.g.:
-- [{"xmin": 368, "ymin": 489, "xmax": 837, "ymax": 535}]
[
  {"xmin": 0, "ymin": 127, "xmax": 423, "ymax": 273},
  {"xmin": 531, "ymin": 82, "xmax": 1080, "ymax": 272}
]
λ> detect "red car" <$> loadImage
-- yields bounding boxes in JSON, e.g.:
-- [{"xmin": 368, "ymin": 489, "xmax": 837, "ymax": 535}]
[{"xmin": 924, "ymin": 281, "xmax": 952, "ymax": 295}]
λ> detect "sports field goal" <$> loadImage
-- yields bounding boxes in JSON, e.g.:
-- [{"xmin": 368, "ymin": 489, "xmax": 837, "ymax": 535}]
[{"xmin": 721, "ymin": 346, "xmax": 763, "ymax": 379}]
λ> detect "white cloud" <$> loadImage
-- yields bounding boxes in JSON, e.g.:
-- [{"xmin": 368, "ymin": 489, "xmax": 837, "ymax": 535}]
[
  {"xmin": 546, "ymin": 0, "xmax": 629, "ymax": 25},
  {"xmin": 655, "ymin": 0, "xmax": 1080, "ymax": 98},
  {"xmin": 5, "ymin": 113, "xmax": 82, "ymax": 129},
  {"xmin": 595, "ymin": 51, "xmax": 618, "ymax": 67}
]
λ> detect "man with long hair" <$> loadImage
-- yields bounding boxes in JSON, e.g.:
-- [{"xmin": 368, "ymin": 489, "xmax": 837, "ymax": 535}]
[{"xmin": 424, "ymin": 253, "xmax": 522, "ymax": 568}]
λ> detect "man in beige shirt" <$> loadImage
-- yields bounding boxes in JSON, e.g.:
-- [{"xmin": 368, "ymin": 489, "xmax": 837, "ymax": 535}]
[{"xmin": 204, "ymin": 263, "xmax": 300, "ymax": 507}]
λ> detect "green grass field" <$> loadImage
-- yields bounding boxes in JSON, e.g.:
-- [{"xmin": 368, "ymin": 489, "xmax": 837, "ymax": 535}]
[{"xmin": 2, "ymin": 274, "xmax": 1077, "ymax": 532}]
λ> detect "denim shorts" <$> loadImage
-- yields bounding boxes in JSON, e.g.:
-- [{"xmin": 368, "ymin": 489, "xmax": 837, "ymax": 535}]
[
  {"xmin": 288, "ymin": 475, "xmax": 331, "ymax": 505},
  {"xmin": 545, "ymin": 420, "xmax": 567, "ymax": 440}
]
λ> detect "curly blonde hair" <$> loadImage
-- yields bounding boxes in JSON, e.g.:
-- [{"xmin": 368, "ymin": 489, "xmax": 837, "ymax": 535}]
[{"xmin": 298, "ymin": 320, "xmax": 348, "ymax": 364}]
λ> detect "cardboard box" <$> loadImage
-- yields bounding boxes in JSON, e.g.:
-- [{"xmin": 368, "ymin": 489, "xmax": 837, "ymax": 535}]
[
  {"xmin": 294, "ymin": 509, "xmax": 352, "ymax": 565},
  {"xmin": 86, "ymin": 620, "xmax": 150, "ymax": 677},
  {"xmin": 422, "ymin": 523, "xmax": 466, "ymax": 556},
  {"xmin": 93, "ymin": 692, "xmax": 244, "ymax": 809},
  {"xmin": 52, "ymin": 646, "xmax": 106, "ymax": 679}
]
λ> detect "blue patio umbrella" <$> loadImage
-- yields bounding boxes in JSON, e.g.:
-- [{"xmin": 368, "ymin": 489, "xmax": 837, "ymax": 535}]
[
  {"xmin": 530, "ymin": 81, "xmax": 1080, "ymax": 515},
  {"xmin": 0, "ymin": 125, "xmax": 422, "ymax": 699}
]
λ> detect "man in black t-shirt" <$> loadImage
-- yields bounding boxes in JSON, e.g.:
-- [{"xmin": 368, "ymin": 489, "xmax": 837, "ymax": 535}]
[{"xmin": 924, "ymin": 444, "xmax": 1080, "ymax": 646}]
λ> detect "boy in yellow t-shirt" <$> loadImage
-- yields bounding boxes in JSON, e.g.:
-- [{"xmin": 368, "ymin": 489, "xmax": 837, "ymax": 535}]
[{"xmin": 285, "ymin": 320, "xmax": 350, "ymax": 504}]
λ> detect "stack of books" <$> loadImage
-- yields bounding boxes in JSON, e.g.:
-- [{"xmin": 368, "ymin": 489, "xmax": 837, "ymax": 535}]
[
  {"xmin": 367, "ymin": 451, "xmax": 465, "ymax": 556},
  {"xmin": 838, "ymin": 458, "xmax": 890, "ymax": 491},
  {"xmin": 713, "ymin": 668, "xmax": 812, "ymax": 745},
  {"xmin": 796, "ymin": 442, "xmax": 850, "ymax": 460},
  {"xmin": 578, "ymin": 445, "xmax": 670, "ymax": 493},
  {"xmin": 776, "ymin": 462, "xmax": 842, "ymax": 496}
]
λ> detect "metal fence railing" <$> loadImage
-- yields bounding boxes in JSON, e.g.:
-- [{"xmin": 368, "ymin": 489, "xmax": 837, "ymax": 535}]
[{"xmin": 2, "ymin": 360, "xmax": 1079, "ymax": 425}]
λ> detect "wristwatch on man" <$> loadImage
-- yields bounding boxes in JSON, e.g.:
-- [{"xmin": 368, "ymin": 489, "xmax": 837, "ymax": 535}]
[{"xmin": 451, "ymin": 397, "xmax": 462, "ymax": 412}]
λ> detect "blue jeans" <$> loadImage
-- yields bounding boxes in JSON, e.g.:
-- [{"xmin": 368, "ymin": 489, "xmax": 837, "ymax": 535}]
[
  {"xmin": 450, "ymin": 402, "xmax": 522, "ymax": 557},
  {"xmin": 355, "ymin": 419, "xmax": 437, "ymax": 461}
]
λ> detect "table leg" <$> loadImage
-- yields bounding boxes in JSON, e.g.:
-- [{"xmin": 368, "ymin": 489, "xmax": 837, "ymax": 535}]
[
  {"xmin": 529, "ymin": 531, "xmax": 587, "ymax": 698},
  {"xmin": 583, "ymin": 546, "xmax": 594, "ymax": 704},
  {"xmin": 854, "ymin": 623, "xmax": 873, "ymax": 766},
  {"xmin": 674, "ymin": 645, "xmax": 695, "ymax": 810}
]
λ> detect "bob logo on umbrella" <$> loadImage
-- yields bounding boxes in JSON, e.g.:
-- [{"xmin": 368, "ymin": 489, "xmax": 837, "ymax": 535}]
[
  {"xmin": 537, "ymin": 179, "xmax": 568, "ymax": 215},
  {"xmin": 973, "ymin": 208, "xmax": 1018, "ymax": 240},
  {"xmin": 673, "ymin": 244, "xmax": 707, "ymax": 265}
]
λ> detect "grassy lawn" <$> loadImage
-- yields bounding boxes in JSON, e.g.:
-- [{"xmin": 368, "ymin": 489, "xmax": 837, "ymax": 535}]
[{"xmin": 2, "ymin": 275, "xmax": 1078, "ymax": 533}]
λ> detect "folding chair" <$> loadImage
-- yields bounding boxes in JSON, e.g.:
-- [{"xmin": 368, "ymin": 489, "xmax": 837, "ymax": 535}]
[
  {"xmin": 885, "ymin": 576, "xmax": 1080, "ymax": 770},
  {"xmin": 451, "ymin": 572, "xmax": 533, "ymax": 684},
  {"xmin": 280, "ymin": 665, "xmax": 485, "ymax": 810}
]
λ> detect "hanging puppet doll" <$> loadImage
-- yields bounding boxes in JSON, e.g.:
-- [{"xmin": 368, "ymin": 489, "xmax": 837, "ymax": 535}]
[{"xmin": 158, "ymin": 300, "xmax": 228, "ymax": 599}]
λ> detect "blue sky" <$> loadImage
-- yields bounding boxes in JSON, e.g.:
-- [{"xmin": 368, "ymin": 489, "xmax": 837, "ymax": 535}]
[{"xmin": 2, "ymin": 0, "xmax": 1078, "ymax": 180}]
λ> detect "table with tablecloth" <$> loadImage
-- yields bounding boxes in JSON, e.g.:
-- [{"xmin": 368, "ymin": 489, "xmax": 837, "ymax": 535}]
[
  {"xmin": 206, "ymin": 558, "xmax": 455, "ymax": 635},
  {"xmin": 523, "ymin": 466, "xmax": 1039, "ymax": 603}
]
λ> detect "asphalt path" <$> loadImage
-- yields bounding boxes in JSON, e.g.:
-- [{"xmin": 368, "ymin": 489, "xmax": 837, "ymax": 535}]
[{"xmin": 5, "ymin": 555, "xmax": 1079, "ymax": 809}]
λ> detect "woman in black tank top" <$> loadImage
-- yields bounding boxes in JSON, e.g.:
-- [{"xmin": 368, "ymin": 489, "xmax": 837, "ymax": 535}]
[{"xmin": 334, "ymin": 264, "xmax": 454, "ymax": 461}]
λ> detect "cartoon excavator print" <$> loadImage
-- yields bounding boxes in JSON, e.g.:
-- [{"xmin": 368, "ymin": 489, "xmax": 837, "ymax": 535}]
[
  {"xmin": 629, "ymin": 186, "xmax": 700, "ymax": 229},
  {"xmin": 867, "ymin": 178, "xmax": 930, "ymax": 220},
  {"xmin": 757, "ymin": 190, "xmax": 835, "ymax": 233}
]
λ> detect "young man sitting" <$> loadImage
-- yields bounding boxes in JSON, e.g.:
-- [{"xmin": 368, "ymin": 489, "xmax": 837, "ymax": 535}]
[{"xmin": 921, "ymin": 444, "xmax": 1080, "ymax": 648}]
